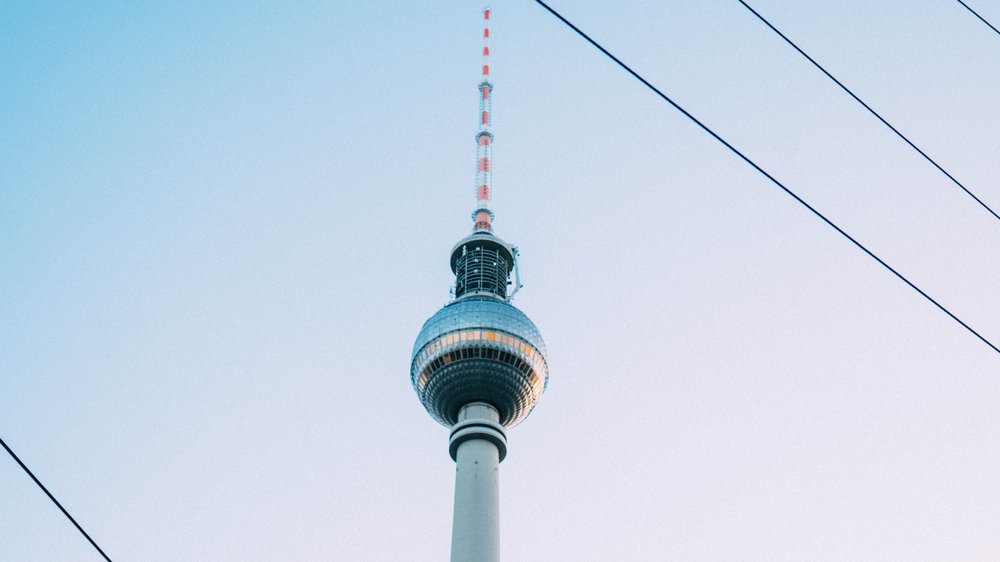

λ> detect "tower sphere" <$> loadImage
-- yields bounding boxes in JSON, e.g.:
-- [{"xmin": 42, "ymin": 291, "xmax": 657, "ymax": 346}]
[{"xmin": 411, "ymin": 295, "xmax": 548, "ymax": 428}]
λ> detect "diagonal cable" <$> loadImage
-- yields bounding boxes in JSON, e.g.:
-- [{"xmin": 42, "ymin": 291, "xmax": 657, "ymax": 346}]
[
  {"xmin": 955, "ymin": 0, "xmax": 1000, "ymax": 38},
  {"xmin": 531, "ymin": 0, "xmax": 1000, "ymax": 356},
  {"xmin": 738, "ymin": 0, "xmax": 1000, "ymax": 223},
  {"xmin": 1, "ymin": 436, "xmax": 113, "ymax": 561}
]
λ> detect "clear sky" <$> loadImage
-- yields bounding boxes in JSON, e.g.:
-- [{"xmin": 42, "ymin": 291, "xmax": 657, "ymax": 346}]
[{"xmin": 3, "ymin": 1, "xmax": 1000, "ymax": 560}]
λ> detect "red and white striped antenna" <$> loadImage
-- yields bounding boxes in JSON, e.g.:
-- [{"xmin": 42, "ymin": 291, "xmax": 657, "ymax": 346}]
[{"xmin": 473, "ymin": 6, "xmax": 494, "ymax": 233}]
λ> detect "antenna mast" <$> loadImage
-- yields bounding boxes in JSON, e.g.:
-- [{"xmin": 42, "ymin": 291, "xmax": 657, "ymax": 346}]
[{"xmin": 473, "ymin": 7, "xmax": 494, "ymax": 233}]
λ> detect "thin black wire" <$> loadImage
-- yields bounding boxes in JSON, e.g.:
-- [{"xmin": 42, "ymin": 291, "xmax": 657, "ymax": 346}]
[
  {"xmin": 955, "ymin": 0, "xmax": 1000, "ymax": 38},
  {"xmin": 738, "ymin": 0, "xmax": 1000, "ymax": 223},
  {"xmin": 1, "ymin": 436, "xmax": 113, "ymax": 561},
  {"xmin": 532, "ymin": 0, "xmax": 1000, "ymax": 356}
]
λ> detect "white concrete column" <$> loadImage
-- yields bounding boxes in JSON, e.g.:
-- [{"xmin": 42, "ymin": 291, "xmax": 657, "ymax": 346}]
[{"xmin": 448, "ymin": 402, "xmax": 507, "ymax": 562}]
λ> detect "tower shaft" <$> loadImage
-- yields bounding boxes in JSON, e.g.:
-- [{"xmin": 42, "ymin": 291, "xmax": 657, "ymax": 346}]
[{"xmin": 449, "ymin": 402, "xmax": 506, "ymax": 562}]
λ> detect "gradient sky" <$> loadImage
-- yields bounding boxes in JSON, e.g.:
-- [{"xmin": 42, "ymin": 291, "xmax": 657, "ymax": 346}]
[{"xmin": 3, "ymin": 1, "xmax": 1000, "ymax": 560}]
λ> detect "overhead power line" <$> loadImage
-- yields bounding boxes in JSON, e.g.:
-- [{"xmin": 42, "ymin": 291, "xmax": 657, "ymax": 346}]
[
  {"xmin": 531, "ymin": 0, "xmax": 1000, "ymax": 357},
  {"xmin": 737, "ymin": 0, "xmax": 1000, "ymax": 223},
  {"xmin": 955, "ymin": 0, "xmax": 1000, "ymax": 38},
  {"xmin": 0, "ymin": 436, "xmax": 113, "ymax": 562}
]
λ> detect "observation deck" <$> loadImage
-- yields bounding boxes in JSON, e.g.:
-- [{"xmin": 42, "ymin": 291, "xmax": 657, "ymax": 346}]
[{"xmin": 450, "ymin": 232, "xmax": 515, "ymax": 301}]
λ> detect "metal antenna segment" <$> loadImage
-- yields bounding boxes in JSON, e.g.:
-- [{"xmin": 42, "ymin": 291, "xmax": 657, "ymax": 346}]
[
  {"xmin": 0, "ymin": 436, "xmax": 114, "ymax": 561},
  {"xmin": 738, "ymin": 0, "xmax": 1000, "ymax": 224},
  {"xmin": 955, "ymin": 0, "xmax": 1000, "ymax": 38},
  {"xmin": 532, "ymin": 0, "xmax": 1000, "ymax": 356},
  {"xmin": 473, "ymin": 6, "xmax": 496, "ymax": 233}
]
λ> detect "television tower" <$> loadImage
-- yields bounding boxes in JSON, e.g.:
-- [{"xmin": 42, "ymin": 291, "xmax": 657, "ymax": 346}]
[{"xmin": 410, "ymin": 7, "xmax": 549, "ymax": 561}]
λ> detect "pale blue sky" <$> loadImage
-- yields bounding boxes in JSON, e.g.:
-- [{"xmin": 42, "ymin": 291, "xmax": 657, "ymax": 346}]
[{"xmin": 3, "ymin": 1, "xmax": 1000, "ymax": 560}]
